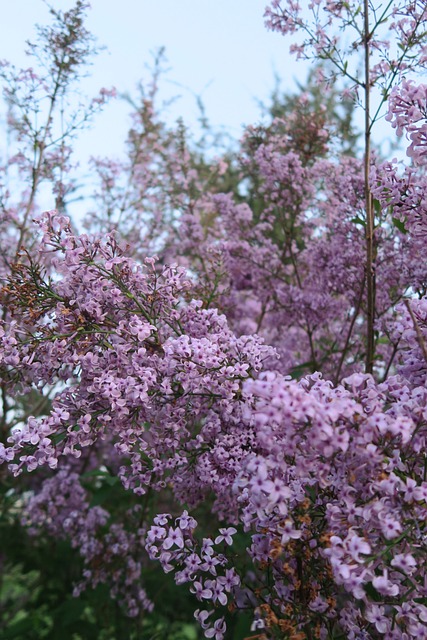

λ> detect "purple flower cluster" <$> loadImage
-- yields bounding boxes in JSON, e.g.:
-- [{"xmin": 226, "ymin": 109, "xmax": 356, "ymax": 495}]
[
  {"xmin": 21, "ymin": 468, "xmax": 153, "ymax": 616},
  {"xmin": 2, "ymin": 1, "xmax": 427, "ymax": 637},
  {"xmin": 145, "ymin": 512, "xmax": 240, "ymax": 639}
]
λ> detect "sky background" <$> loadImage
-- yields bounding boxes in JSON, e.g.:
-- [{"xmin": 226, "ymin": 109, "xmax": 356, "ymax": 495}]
[
  {"xmin": 0, "ymin": 0, "xmax": 412, "ymax": 223},
  {"xmin": 0, "ymin": 0, "xmax": 307, "ymax": 161}
]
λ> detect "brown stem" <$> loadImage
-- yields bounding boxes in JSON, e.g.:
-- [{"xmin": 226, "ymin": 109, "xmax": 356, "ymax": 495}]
[
  {"xmin": 15, "ymin": 54, "xmax": 66, "ymax": 258},
  {"xmin": 364, "ymin": 0, "xmax": 376, "ymax": 374},
  {"xmin": 0, "ymin": 382, "xmax": 10, "ymax": 441},
  {"xmin": 256, "ymin": 296, "xmax": 270, "ymax": 333},
  {"xmin": 381, "ymin": 339, "xmax": 400, "ymax": 382},
  {"xmin": 404, "ymin": 299, "xmax": 427, "ymax": 365},
  {"xmin": 288, "ymin": 240, "xmax": 319, "ymax": 371},
  {"xmin": 334, "ymin": 277, "xmax": 365, "ymax": 385}
]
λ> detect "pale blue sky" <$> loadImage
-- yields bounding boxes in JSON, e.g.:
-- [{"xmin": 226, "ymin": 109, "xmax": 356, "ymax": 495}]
[
  {"xmin": 0, "ymin": 0, "xmax": 411, "ymax": 223},
  {"xmin": 0, "ymin": 0, "xmax": 306, "ymax": 160}
]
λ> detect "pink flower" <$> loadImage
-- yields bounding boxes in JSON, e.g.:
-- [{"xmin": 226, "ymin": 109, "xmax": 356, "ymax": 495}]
[
  {"xmin": 162, "ymin": 527, "xmax": 184, "ymax": 550},
  {"xmin": 346, "ymin": 533, "xmax": 371, "ymax": 562},
  {"xmin": 366, "ymin": 604, "xmax": 389, "ymax": 633},
  {"xmin": 391, "ymin": 553, "xmax": 417, "ymax": 575},
  {"xmin": 372, "ymin": 570, "xmax": 400, "ymax": 597},
  {"xmin": 214, "ymin": 527, "xmax": 237, "ymax": 546}
]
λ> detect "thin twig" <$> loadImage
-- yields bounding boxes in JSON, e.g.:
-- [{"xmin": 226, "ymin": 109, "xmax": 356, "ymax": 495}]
[
  {"xmin": 334, "ymin": 277, "xmax": 365, "ymax": 385},
  {"xmin": 404, "ymin": 299, "xmax": 427, "ymax": 364},
  {"xmin": 364, "ymin": 0, "xmax": 376, "ymax": 374}
]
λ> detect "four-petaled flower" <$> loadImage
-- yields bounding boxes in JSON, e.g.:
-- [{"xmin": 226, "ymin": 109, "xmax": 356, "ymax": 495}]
[
  {"xmin": 163, "ymin": 527, "xmax": 184, "ymax": 550},
  {"xmin": 214, "ymin": 527, "xmax": 237, "ymax": 546}
]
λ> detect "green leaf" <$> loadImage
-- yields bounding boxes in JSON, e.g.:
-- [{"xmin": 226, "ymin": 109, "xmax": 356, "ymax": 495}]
[
  {"xmin": 2, "ymin": 616, "xmax": 37, "ymax": 639},
  {"xmin": 55, "ymin": 597, "xmax": 86, "ymax": 627},
  {"xmin": 89, "ymin": 484, "xmax": 119, "ymax": 507},
  {"xmin": 289, "ymin": 361, "xmax": 315, "ymax": 379},
  {"xmin": 364, "ymin": 582, "xmax": 382, "ymax": 602},
  {"xmin": 177, "ymin": 623, "xmax": 198, "ymax": 639},
  {"xmin": 351, "ymin": 216, "xmax": 366, "ymax": 227},
  {"xmin": 392, "ymin": 217, "xmax": 407, "ymax": 234},
  {"xmin": 82, "ymin": 470, "xmax": 119, "ymax": 485},
  {"xmin": 373, "ymin": 198, "xmax": 382, "ymax": 214},
  {"xmin": 229, "ymin": 612, "xmax": 253, "ymax": 638}
]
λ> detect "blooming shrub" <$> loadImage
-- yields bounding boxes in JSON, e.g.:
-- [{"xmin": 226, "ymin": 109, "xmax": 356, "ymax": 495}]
[{"xmin": 1, "ymin": 1, "xmax": 427, "ymax": 638}]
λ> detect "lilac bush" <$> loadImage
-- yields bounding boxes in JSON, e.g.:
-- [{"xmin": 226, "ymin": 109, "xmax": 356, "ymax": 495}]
[{"xmin": 1, "ymin": 1, "xmax": 427, "ymax": 638}]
